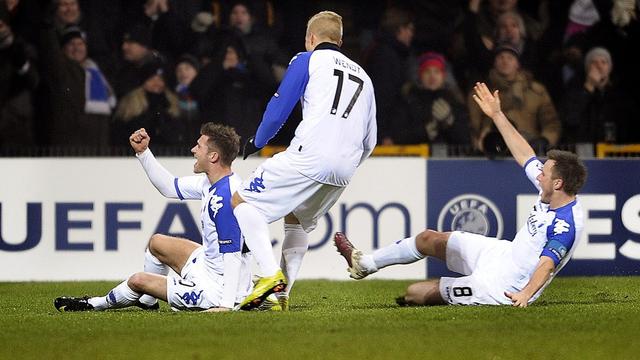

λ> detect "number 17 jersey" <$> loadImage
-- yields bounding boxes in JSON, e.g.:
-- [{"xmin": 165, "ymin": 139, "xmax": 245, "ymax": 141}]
[{"xmin": 255, "ymin": 42, "xmax": 378, "ymax": 186}]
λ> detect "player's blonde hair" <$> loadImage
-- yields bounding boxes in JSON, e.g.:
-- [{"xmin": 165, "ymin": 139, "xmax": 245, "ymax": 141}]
[{"xmin": 306, "ymin": 11, "xmax": 342, "ymax": 44}]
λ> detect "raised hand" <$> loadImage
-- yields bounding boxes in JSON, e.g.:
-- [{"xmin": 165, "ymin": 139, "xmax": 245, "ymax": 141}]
[
  {"xmin": 129, "ymin": 128, "xmax": 150, "ymax": 154},
  {"xmin": 472, "ymin": 82, "xmax": 501, "ymax": 119}
]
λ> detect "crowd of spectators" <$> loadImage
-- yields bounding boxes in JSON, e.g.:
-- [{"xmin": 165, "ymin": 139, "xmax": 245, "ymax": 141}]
[{"xmin": 0, "ymin": 0, "xmax": 638, "ymax": 156}]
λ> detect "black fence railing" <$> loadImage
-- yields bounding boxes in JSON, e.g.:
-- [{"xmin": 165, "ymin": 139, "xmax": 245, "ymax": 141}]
[
  {"xmin": 0, "ymin": 146, "xmax": 192, "ymax": 157},
  {"xmin": 0, "ymin": 143, "xmax": 637, "ymax": 158}
]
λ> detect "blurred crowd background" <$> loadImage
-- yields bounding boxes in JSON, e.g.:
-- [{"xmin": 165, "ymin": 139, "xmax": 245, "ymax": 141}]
[{"xmin": 1, "ymin": 0, "xmax": 639, "ymax": 157}]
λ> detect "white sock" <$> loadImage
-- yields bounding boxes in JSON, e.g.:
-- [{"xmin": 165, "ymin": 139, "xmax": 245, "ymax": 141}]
[
  {"xmin": 371, "ymin": 236, "xmax": 424, "ymax": 270},
  {"xmin": 139, "ymin": 249, "xmax": 166, "ymax": 306},
  {"xmin": 234, "ymin": 202, "xmax": 279, "ymax": 276},
  {"xmin": 280, "ymin": 223, "xmax": 308, "ymax": 295},
  {"xmin": 88, "ymin": 279, "xmax": 141, "ymax": 310}
]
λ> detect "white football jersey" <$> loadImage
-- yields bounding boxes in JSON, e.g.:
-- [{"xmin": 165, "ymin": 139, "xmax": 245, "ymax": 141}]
[
  {"xmin": 254, "ymin": 42, "xmax": 377, "ymax": 186},
  {"xmin": 507, "ymin": 157, "xmax": 584, "ymax": 301}
]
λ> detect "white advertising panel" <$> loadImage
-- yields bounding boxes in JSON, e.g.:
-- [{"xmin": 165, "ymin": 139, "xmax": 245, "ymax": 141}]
[{"xmin": 0, "ymin": 157, "xmax": 426, "ymax": 281}]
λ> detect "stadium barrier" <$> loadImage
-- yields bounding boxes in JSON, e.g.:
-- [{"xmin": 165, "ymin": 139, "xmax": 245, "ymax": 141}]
[
  {"xmin": 596, "ymin": 143, "xmax": 640, "ymax": 158},
  {"xmin": 261, "ymin": 144, "xmax": 430, "ymax": 158},
  {"xmin": 1, "ymin": 156, "xmax": 638, "ymax": 281}
]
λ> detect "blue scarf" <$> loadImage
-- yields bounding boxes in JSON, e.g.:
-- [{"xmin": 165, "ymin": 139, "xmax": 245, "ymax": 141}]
[{"xmin": 84, "ymin": 59, "xmax": 115, "ymax": 115}]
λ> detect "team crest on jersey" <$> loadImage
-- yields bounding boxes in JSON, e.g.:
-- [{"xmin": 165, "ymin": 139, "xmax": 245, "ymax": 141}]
[
  {"xmin": 208, "ymin": 188, "xmax": 224, "ymax": 219},
  {"xmin": 437, "ymin": 194, "xmax": 504, "ymax": 238}
]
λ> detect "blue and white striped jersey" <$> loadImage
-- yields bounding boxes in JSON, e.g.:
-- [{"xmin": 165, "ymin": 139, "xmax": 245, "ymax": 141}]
[{"xmin": 254, "ymin": 42, "xmax": 377, "ymax": 186}]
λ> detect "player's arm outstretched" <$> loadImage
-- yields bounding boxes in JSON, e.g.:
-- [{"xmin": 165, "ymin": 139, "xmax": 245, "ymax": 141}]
[
  {"xmin": 129, "ymin": 128, "xmax": 181, "ymax": 199},
  {"xmin": 472, "ymin": 82, "xmax": 535, "ymax": 167},
  {"xmin": 505, "ymin": 256, "xmax": 555, "ymax": 307}
]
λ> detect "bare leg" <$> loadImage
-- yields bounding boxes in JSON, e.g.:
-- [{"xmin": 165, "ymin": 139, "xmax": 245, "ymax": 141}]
[
  {"xmin": 400, "ymin": 280, "xmax": 446, "ymax": 306},
  {"xmin": 127, "ymin": 272, "xmax": 168, "ymax": 301},
  {"xmin": 148, "ymin": 234, "xmax": 200, "ymax": 275}
]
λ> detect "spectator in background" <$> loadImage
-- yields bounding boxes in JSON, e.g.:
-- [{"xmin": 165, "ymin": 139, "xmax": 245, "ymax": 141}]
[
  {"xmin": 39, "ymin": 24, "xmax": 115, "ymax": 147},
  {"xmin": 451, "ymin": 0, "xmax": 547, "ymax": 92},
  {"xmin": 495, "ymin": 11, "xmax": 540, "ymax": 74},
  {"xmin": 187, "ymin": 39, "xmax": 268, "ymax": 143},
  {"xmin": 136, "ymin": 0, "xmax": 185, "ymax": 60},
  {"xmin": 560, "ymin": 47, "xmax": 636, "ymax": 144},
  {"xmin": 52, "ymin": 0, "xmax": 116, "ymax": 72},
  {"xmin": 363, "ymin": 7, "xmax": 414, "ymax": 145},
  {"xmin": 580, "ymin": 0, "xmax": 640, "ymax": 108},
  {"xmin": 174, "ymin": 54, "xmax": 201, "ymax": 141},
  {"xmin": 113, "ymin": 56, "xmax": 185, "ymax": 147},
  {"xmin": 213, "ymin": 40, "xmax": 267, "ymax": 142},
  {"xmin": 2, "ymin": 0, "xmax": 37, "ymax": 43},
  {"xmin": 403, "ymin": 52, "xmax": 470, "ymax": 145},
  {"xmin": 114, "ymin": 24, "xmax": 156, "ymax": 98},
  {"xmin": 187, "ymin": 11, "xmax": 221, "ymax": 66},
  {"xmin": 227, "ymin": 1, "xmax": 287, "ymax": 87},
  {"xmin": 539, "ymin": 0, "xmax": 601, "ymax": 102},
  {"xmin": 459, "ymin": 9, "xmax": 541, "ymax": 93},
  {"xmin": 0, "ymin": 10, "xmax": 38, "ymax": 148},
  {"xmin": 469, "ymin": 43, "xmax": 560, "ymax": 155}
]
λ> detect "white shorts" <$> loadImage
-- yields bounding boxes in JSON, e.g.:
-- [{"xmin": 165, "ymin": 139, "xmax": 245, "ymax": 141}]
[
  {"xmin": 439, "ymin": 231, "xmax": 514, "ymax": 305},
  {"xmin": 166, "ymin": 247, "xmax": 223, "ymax": 310},
  {"xmin": 238, "ymin": 152, "xmax": 345, "ymax": 232}
]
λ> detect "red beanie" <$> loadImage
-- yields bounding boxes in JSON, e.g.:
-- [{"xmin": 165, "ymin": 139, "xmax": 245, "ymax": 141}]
[{"xmin": 418, "ymin": 51, "xmax": 446, "ymax": 75}]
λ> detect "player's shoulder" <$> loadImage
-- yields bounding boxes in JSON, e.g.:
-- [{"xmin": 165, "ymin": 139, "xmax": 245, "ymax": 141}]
[
  {"xmin": 549, "ymin": 200, "xmax": 579, "ymax": 237},
  {"xmin": 289, "ymin": 51, "xmax": 312, "ymax": 66}
]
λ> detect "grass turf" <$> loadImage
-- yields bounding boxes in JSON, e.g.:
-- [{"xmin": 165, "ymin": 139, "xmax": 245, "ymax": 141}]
[{"xmin": 1, "ymin": 277, "xmax": 639, "ymax": 359}]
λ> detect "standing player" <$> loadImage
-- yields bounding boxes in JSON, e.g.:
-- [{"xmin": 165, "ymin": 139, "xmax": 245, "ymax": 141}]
[
  {"xmin": 335, "ymin": 82, "xmax": 587, "ymax": 307},
  {"xmin": 54, "ymin": 124, "xmax": 255, "ymax": 312},
  {"xmin": 232, "ymin": 11, "xmax": 377, "ymax": 310}
]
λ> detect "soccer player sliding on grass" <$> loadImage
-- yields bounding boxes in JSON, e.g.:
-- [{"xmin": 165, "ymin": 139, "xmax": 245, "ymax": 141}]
[
  {"xmin": 54, "ymin": 124, "xmax": 274, "ymax": 312},
  {"xmin": 336, "ymin": 82, "xmax": 587, "ymax": 307}
]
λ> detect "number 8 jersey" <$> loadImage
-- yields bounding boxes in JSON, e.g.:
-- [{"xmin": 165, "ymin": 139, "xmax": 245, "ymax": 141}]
[{"xmin": 254, "ymin": 42, "xmax": 378, "ymax": 187}]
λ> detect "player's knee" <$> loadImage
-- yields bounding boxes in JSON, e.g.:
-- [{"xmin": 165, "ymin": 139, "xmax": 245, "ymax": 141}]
[
  {"xmin": 148, "ymin": 233, "xmax": 167, "ymax": 256},
  {"xmin": 415, "ymin": 230, "xmax": 437, "ymax": 254},
  {"xmin": 127, "ymin": 272, "xmax": 149, "ymax": 292},
  {"xmin": 415, "ymin": 230, "xmax": 447, "ymax": 258}
]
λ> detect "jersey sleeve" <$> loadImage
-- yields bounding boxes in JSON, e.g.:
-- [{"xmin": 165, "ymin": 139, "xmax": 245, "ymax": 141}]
[
  {"xmin": 523, "ymin": 156, "xmax": 543, "ymax": 192},
  {"xmin": 174, "ymin": 176, "xmax": 205, "ymax": 200},
  {"xmin": 254, "ymin": 52, "xmax": 311, "ymax": 148},
  {"xmin": 540, "ymin": 215, "xmax": 576, "ymax": 266},
  {"xmin": 136, "ymin": 149, "xmax": 200, "ymax": 200}
]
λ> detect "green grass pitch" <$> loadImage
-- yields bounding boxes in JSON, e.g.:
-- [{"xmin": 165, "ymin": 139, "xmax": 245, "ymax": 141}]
[{"xmin": 1, "ymin": 277, "xmax": 639, "ymax": 359}]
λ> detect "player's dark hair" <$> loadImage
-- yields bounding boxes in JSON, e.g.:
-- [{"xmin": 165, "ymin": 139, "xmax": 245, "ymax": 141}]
[
  {"xmin": 546, "ymin": 150, "xmax": 587, "ymax": 195},
  {"xmin": 200, "ymin": 123, "xmax": 240, "ymax": 167}
]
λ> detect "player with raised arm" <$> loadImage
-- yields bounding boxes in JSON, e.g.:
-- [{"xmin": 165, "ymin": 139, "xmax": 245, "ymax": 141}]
[
  {"xmin": 231, "ymin": 11, "xmax": 377, "ymax": 310},
  {"xmin": 335, "ymin": 82, "xmax": 587, "ymax": 307},
  {"xmin": 54, "ymin": 123, "xmax": 256, "ymax": 312}
]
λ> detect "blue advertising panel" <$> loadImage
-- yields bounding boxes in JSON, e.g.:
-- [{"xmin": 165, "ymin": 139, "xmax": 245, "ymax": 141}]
[{"xmin": 427, "ymin": 159, "xmax": 640, "ymax": 277}]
